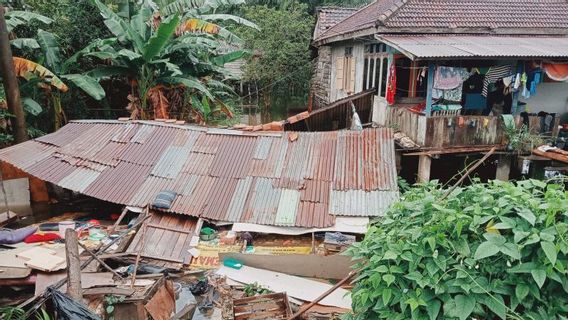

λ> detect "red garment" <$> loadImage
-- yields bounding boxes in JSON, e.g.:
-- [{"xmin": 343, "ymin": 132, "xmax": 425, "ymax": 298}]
[
  {"xmin": 386, "ymin": 59, "xmax": 397, "ymax": 105},
  {"xmin": 24, "ymin": 233, "xmax": 61, "ymax": 243},
  {"xmin": 543, "ymin": 63, "xmax": 568, "ymax": 81}
]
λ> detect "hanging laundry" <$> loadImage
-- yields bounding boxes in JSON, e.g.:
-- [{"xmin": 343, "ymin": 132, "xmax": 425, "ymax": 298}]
[
  {"xmin": 386, "ymin": 59, "xmax": 397, "ymax": 105},
  {"xmin": 543, "ymin": 62, "xmax": 568, "ymax": 81},
  {"xmin": 482, "ymin": 65, "xmax": 514, "ymax": 97},
  {"xmin": 433, "ymin": 66, "xmax": 470, "ymax": 90},
  {"xmin": 513, "ymin": 73, "xmax": 521, "ymax": 90},
  {"xmin": 521, "ymin": 72, "xmax": 530, "ymax": 99}
]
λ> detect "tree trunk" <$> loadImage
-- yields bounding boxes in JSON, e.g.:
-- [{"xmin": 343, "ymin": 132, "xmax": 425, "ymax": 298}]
[
  {"xmin": 0, "ymin": 6, "xmax": 27, "ymax": 143},
  {"xmin": 65, "ymin": 229, "xmax": 83, "ymax": 302}
]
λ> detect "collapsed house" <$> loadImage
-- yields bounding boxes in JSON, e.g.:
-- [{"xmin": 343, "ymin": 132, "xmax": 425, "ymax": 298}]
[
  {"xmin": 0, "ymin": 120, "xmax": 398, "ymax": 318},
  {"xmin": 308, "ymin": 0, "xmax": 568, "ymax": 181}
]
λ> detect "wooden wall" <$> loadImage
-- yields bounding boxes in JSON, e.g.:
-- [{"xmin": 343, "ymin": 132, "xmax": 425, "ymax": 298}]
[
  {"xmin": 1, "ymin": 161, "xmax": 49, "ymax": 202},
  {"xmin": 381, "ymin": 106, "xmax": 560, "ymax": 149}
]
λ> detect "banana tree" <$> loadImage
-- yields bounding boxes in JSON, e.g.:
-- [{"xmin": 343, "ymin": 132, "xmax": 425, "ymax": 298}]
[
  {"xmin": 5, "ymin": 9, "xmax": 106, "ymax": 129},
  {"xmin": 83, "ymin": 0, "xmax": 253, "ymax": 121}
]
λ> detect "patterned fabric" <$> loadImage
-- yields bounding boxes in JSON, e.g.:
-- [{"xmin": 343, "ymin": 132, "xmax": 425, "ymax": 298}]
[
  {"xmin": 434, "ymin": 67, "xmax": 470, "ymax": 90},
  {"xmin": 482, "ymin": 65, "xmax": 514, "ymax": 97}
]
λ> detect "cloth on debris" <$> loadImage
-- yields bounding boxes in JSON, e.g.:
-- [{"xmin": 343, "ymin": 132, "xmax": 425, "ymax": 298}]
[
  {"xmin": 24, "ymin": 232, "xmax": 61, "ymax": 243},
  {"xmin": 0, "ymin": 226, "xmax": 38, "ymax": 244},
  {"xmin": 434, "ymin": 66, "xmax": 470, "ymax": 90},
  {"xmin": 350, "ymin": 104, "xmax": 363, "ymax": 131},
  {"xmin": 543, "ymin": 62, "xmax": 568, "ymax": 81},
  {"xmin": 482, "ymin": 65, "xmax": 514, "ymax": 97},
  {"xmin": 152, "ymin": 190, "xmax": 176, "ymax": 209},
  {"xmin": 49, "ymin": 287, "xmax": 101, "ymax": 320}
]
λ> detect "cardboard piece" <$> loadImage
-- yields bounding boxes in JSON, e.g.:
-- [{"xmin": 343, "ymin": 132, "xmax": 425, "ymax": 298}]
[
  {"xmin": 16, "ymin": 247, "xmax": 56, "ymax": 260},
  {"xmin": 35, "ymin": 272, "xmax": 115, "ymax": 295},
  {"xmin": 218, "ymin": 253, "xmax": 353, "ymax": 280},
  {"xmin": 25, "ymin": 254, "xmax": 65, "ymax": 272},
  {"xmin": 144, "ymin": 280, "xmax": 175, "ymax": 320},
  {"xmin": 217, "ymin": 266, "xmax": 352, "ymax": 309}
]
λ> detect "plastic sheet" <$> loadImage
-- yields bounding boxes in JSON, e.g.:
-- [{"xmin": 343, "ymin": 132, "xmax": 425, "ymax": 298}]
[{"xmin": 49, "ymin": 288, "xmax": 100, "ymax": 320}]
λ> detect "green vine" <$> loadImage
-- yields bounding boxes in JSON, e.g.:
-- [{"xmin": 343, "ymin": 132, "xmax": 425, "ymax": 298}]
[{"xmin": 345, "ymin": 179, "xmax": 568, "ymax": 320}]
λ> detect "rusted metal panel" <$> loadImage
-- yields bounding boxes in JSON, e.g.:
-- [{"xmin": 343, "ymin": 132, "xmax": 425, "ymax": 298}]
[{"xmin": 0, "ymin": 120, "xmax": 399, "ymax": 228}]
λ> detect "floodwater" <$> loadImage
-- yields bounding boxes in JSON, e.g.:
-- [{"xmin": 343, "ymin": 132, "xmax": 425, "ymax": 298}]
[{"xmin": 239, "ymin": 96, "xmax": 307, "ymax": 125}]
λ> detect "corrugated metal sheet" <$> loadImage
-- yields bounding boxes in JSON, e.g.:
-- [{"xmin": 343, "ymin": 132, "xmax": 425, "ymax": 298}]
[
  {"xmin": 0, "ymin": 120, "xmax": 399, "ymax": 228},
  {"xmin": 329, "ymin": 190, "xmax": 399, "ymax": 216},
  {"xmin": 378, "ymin": 35, "xmax": 568, "ymax": 60},
  {"xmin": 275, "ymin": 189, "xmax": 300, "ymax": 226}
]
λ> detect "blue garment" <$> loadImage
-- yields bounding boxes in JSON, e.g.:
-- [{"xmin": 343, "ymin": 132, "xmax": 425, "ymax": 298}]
[{"xmin": 463, "ymin": 93, "xmax": 486, "ymax": 110}]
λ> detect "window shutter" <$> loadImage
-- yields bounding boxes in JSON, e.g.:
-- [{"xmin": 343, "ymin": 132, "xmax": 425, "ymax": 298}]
[
  {"xmin": 349, "ymin": 57, "xmax": 356, "ymax": 92},
  {"xmin": 336, "ymin": 57, "xmax": 344, "ymax": 90}
]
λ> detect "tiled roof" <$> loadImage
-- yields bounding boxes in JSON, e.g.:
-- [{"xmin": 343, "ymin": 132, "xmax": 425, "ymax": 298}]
[
  {"xmin": 383, "ymin": 0, "xmax": 568, "ymax": 29},
  {"xmin": 314, "ymin": 6, "xmax": 359, "ymax": 39},
  {"xmin": 0, "ymin": 120, "xmax": 399, "ymax": 228},
  {"xmin": 316, "ymin": 0, "xmax": 397, "ymax": 42},
  {"xmin": 316, "ymin": 0, "xmax": 568, "ymax": 43}
]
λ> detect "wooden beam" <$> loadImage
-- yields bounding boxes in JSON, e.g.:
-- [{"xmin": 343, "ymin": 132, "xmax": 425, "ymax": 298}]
[
  {"xmin": 65, "ymin": 229, "xmax": 83, "ymax": 302},
  {"xmin": 417, "ymin": 155, "xmax": 432, "ymax": 183},
  {"xmin": 495, "ymin": 154, "xmax": 511, "ymax": 181}
]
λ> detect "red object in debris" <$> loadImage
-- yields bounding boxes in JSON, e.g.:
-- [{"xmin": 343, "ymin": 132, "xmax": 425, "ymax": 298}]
[
  {"xmin": 24, "ymin": 233, "xmax": 61, "ymax": 243},
  {"xmin": 110, "ymin": 213, "xmax": 121, "ymax": 220},
  {"xmin": 88, "ymin": 219, "xmax": 101, "ymax": 226}
]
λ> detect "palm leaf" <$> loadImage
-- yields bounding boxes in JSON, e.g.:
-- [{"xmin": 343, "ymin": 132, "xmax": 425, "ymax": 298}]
[
  {"xmin": 159, "ymin": 76, "xmax": 213, "ymax": 99},
  {"xmin": 204, "ymin": 0, "xmax": 245, "ymax": 10},
  {"xmin": 212, "ymin": 50, "xmax": 248, "ymax": 66},
  {"xmin": 218, "ymin": 26, "xmax": 242, "ymax": 44},
  {"xmin": 91, "ymin": 0, "xmax": 145, "ymax": 52},
  {"xmin": 142, "ymin": 15, "xmax": 180, "ymax": 61},
  {"xmin": 61, "ymin": 74, "xmax": 106, "ymax": 100},
  {"xmin": 86, "ymin": 66, "xmax": 130, "ymax": 80},
  {"xmin": 5, "ymin": 11, "xmax": 52, "ymax": 32},
  {"xmin": 63, "ymin": 38, "xmax": 118, "ymax": 72},
  {"xmin": 37, "ymin": 30, "xmax": 61, "ymax": 72},
  {"xmin": 130, "ymin": 7, "xmax": 152, "ymax": 41},
  {"xmin": 160, "ymin": 0, "xmax": 207, "ymax": 16},
  {"xmin": 22, "ymin": 97, "xmax": 43, "ymax": 116},
  {"xmin": 200, "ymin": 14, "xmax": 259, "ymax": 30},
  {"xmin": 178, "ymin": 18, "xmax": 219, "ymax": 35},
  {"xmin": 10, "ymin": 38, "xmax": 40, "ymax": 50},
  {"xmin": 13, "ymin": 57, "xmax": 68, "ymax": 92}
]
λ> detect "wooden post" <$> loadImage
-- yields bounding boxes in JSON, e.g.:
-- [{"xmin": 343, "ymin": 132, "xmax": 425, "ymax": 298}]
[
  {"xmin": 65, "ymin": 229, "xmax": 82, "ymax": 302},
  {"xmin": 0, "ymin": 6, "xmax": 27, "ymax": 143},
  {"xmin": 424, "ymin": 63, "xmax": 435, "ymax": 117},
  {"xmin": 495, "ymin": 154, "xmax": 511, "ymax": 181},
  {"xmin": 417, "ymin": 155, "xmax": 432, "ymax": 183}
]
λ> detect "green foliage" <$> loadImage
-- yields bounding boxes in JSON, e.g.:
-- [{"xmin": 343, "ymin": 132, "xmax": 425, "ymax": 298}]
[
  {"xmin": 104, "ymin": 294, "xmax": 125, "ymax": 320},
  {"xmin": 346, "ymin": 179, "xmax": 568, "ymax": 320},
  {"xmin": 243, "ymin": 282, "xmax": 272, "ymax": 296},
  {"xmin": 236, "ymin": 4, "xmax": 313, "ymax": 99}
]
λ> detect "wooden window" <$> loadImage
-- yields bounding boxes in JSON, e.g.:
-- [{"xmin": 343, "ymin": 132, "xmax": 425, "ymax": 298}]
[
  {"xmin": 336, "ymin": 47, "xmax": 355, "ymax": 93},
  {"xmin": 363, "ymin": 43, "xmax": 388, "ymax": 97}
]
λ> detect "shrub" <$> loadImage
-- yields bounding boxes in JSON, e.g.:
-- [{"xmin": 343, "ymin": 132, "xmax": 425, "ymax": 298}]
[{"xmin": 346, "ymin": 179, "xmax": 568, "ymax": 320}]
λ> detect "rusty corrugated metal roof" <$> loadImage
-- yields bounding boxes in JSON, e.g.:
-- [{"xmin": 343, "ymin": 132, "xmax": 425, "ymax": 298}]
[
  {"xmin": 378, "ymin": 34, "xmax": 568, "ymax": 60},
  {"xmin": 0, "ymin": 120, "xmax": 399, "ymax": 228}
]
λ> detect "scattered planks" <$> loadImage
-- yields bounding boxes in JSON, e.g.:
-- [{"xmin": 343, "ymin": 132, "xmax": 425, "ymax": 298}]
[
  {"xmin": 126, "ymin": 211, "xmax": 201, "ymax": 268},
  {"xmin": 533, "ymin": 146, "xmax": 568, "ymax": 164},
  {"xmin": 233, "ymin": 292, "xmax": 292, "ymax": 320}
]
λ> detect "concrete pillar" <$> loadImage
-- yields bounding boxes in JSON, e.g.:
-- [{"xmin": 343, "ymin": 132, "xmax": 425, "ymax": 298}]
[
  {"xmin": 496, "ymin": 155, "xmax": 511, "ymax": 181},
  {"xmin": 418, "ymin": 155, "xmax": 432, "ymax": 183}
]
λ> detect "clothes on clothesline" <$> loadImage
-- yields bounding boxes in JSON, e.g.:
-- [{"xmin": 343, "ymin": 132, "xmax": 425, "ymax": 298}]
[
  {"xmin": 482, "ymin": 65, "xmax": 514, "ymax": 97},
  {"xmin": 433, "ymin": 66, "xmax": 471, "ymax": 90},
  {"xmin": 386, "ymin": 59, "xmax": 397, "ymax": 105}
]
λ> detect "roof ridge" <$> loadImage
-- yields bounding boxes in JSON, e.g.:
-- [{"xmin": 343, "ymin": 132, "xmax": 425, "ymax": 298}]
[
  {"xmin": 315, "ymin": 1, "xmax": 378, "ymax": 40},
  {"xmin": 377, "ymin": 0, "xmax": 409, "ymax": 25}
]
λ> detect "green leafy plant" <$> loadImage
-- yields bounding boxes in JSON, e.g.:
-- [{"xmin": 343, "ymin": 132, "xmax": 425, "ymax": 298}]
[
  {"xmin": 243, "ymin": 282, "xmax": 272, "ymax": 297},
  {"xmin": 503, "ymin": 123, "xmax": 544, "ymax": 154},
  {"xmin": 104, "ymin": 294, "xmax": 125, "ymax": 320},
  {"xmin": 346, "ymin": 179, "xmax": 568, "ymax": 320}
]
